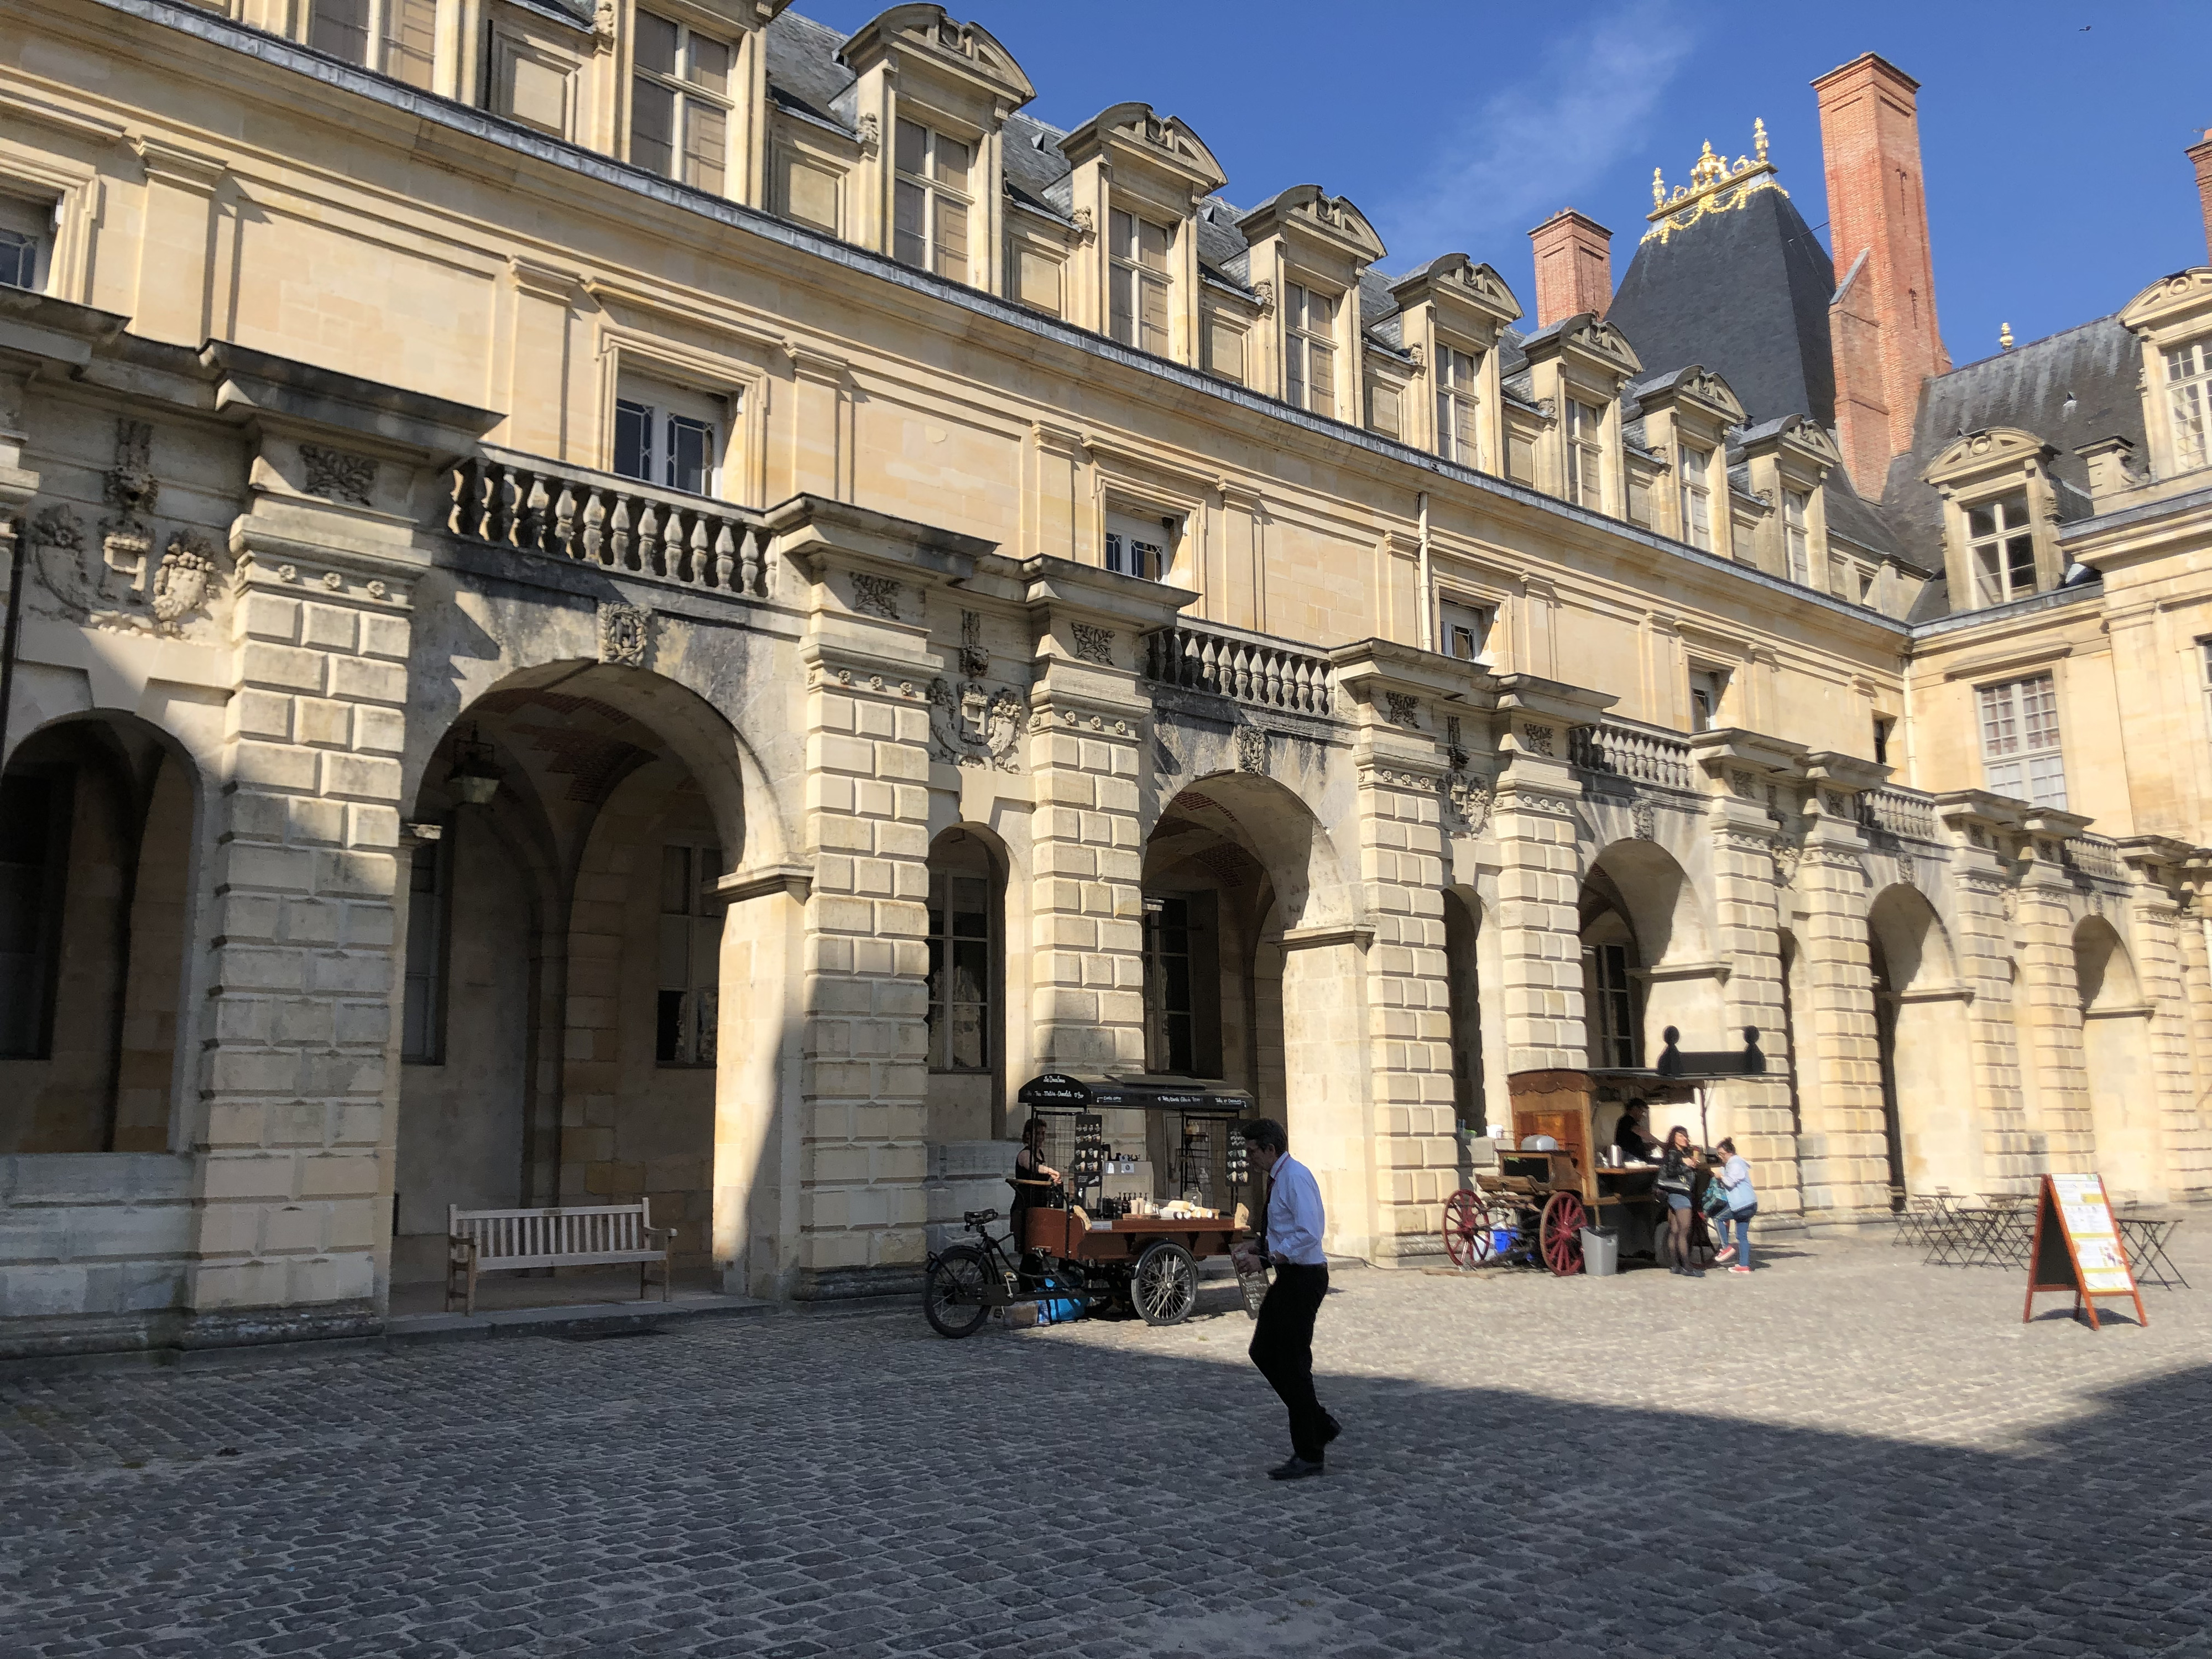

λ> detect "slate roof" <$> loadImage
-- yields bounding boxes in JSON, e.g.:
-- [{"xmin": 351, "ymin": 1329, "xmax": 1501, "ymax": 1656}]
[
  {"xmin": 1607, "ymin": 186, "xmax": 1838, "ymax": 427},
  {"xmin": 1875, "ymin": 313, "xmax": 2144, "ymax": 573}
]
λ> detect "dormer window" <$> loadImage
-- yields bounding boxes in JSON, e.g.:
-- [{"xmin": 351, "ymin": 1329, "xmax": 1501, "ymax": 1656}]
[
  {"xmin": 633, "ymin": 12, "xmax": 733, "ymax": 195},
  {"xmin": 1784, "ymin": 488, "xmax": 1812, "ymax": 585},
  {"xmin": 1109, "ymin": 210, "xmax": 1171, "ymax": 356},
  {"xmin": 893, "ymin": 118, "xmax": 973, "ymax": 280},
  {"xmin": 1105, "ymin": 508, "xmax": 1178, "ymax": 582},
  {"xmin": 1284, "ymin": 283, "xmax": 1337, "ymax": 415},
  {"xmin": 1678, "ymin": 445, "xmax": 1713, "ymax": 550},
  {"xmin": 309, "ymin": 0, "xmax": 436, "ymax": 88},
  {"xmin": 1564, "ymin": 399, "xmax": 1604, "ymax": 509},
  {"xmin": 1967, "ymin": 492, "xmax": 2037, "ymax": 605},
  {"xmin": 2164, "ymin": 338, "xmax": 2210, "ymax": 472},
  {"xmin": 1437, "ymin": 346, "xmax": 1480, "ymax": 466}
]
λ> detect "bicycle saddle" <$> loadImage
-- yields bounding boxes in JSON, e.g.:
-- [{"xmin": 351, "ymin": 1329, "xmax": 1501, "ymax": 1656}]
[{"xmin": 963, "ymin": 1208, "xmax": 1000, "ymax": 1225}]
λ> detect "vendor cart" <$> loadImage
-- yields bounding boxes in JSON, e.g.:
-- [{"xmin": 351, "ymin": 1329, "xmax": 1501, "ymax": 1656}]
[{"xmin": 921, "ymin": 1072, "xmax": 1258, "ymax": 1335}]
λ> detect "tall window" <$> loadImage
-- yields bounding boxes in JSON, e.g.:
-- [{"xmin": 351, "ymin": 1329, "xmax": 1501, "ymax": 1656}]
[
  {"xmin": 1109, "ymin": 210, "xmax": 1171, "ymax": 356},
  {"xmin": 614, "ymin": 389, "xmax": 722, "ymax": 496},
  {"xmin": 2201, "ymin": 638, "xmax": 2212, "ymax": 750},
  {"xmin": 1784, "ymin": 488, "xmax": 1813, "ymax": 585},
  {"xmin": 1678, "ymin": 445, "xmax": 1712, "ymax": 550},
  {"xmin": 893, "ymin": 118, "xmax": 971, "ymax": 280},
  {"xmin": 1104, "ymin": 509, "xmax": 1173, "ymax": 582},
  {"xmin": 1144, "ymin": 896, "xmax": 1197, "ymax": 1075},
  {"xmin": 926, "ymin": 864, "xmax": 993, "ymax": 1071},
  {"xmin": 1689, "ymin": 666, "xmax": 1728, "ymax": 734},
  {"xmin": 1872, "ymin": 716, "xmax": 1894, "ymax": 767},
  {"xmin": 1439, "ymin": 598, "xmax": 1490, "ymax": 663},
  {"xmin": 656, "ymin": 842, "xmax": 722, "ymax": 1066},
  {"xmin": 1587, "ymin": 942, "xmax": 1637, "ymax": 1070},
  {"xmin": 1966, "ymin": 492, "xmax": 2037, "ymax": 606},
  {"xmin": 0, "ymin": 771, "xmax": 65, "ymax": 1058},
  {"xmin": 1563, "ymin": 399, "xmax": 1604, "ymax": 509},
  {"xmin": 1283, "ymin": 283, "xmax": 1336, "ymax": 415},
  {"xmin": 0, "ymin": 196, "xmax": 51, "ymax": 293},
  {"xmin": 401, "ymin": 837, "xmax": 447, "ymax": 1064},
  {"xmin": 1978, "ymin": 673, "xmax": 2067, "ymax": 808},
  {"xmin": 1436, "ymin": 345, "xmax": 1480, "ymax": 466},
  {"xmin": 309, "ymin": 0, "xmax": 436, "ymax": 89},
  {"xmin": 2166, "ymin": 338, "xmax": 2211, "ymax": 472},
  {"xmin": 632, "ymin": 11, "xmax": 732, "ymax": 194}
]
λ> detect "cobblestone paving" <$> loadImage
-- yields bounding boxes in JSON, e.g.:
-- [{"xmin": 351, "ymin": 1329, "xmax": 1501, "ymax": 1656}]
[{"xmin": 3, "ymin": 1225, "xmax": 2208, "ymax": 1658}]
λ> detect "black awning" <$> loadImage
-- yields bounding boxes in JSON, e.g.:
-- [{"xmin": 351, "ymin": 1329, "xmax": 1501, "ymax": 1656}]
[{"xmin": 1016, "ymin": 1073, "xmax": 1253, "ymax": 1114}]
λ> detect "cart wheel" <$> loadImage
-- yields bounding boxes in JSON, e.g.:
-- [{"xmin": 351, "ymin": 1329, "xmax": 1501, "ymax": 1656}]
[
  {"xmin": 1540, "ymin": 1192, "xmax": 1586, "ymax": 1277},
  {"xmin": 923, "ymin": 1246, "xmax": 991, "ymax": 1339},
  {"xmin": 1442, "ymin": 1189, "xmax": 1493, "ymax": 1267},
  {"xmin": 1130, "ymin": 1241, "xmax": 1199, "ymax": 1326}
]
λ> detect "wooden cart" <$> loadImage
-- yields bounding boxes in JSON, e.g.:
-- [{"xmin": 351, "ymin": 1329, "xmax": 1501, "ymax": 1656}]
[{"xmin": 1021, "ymin": 1207, "xmax": 1250, "ymax": 1326}]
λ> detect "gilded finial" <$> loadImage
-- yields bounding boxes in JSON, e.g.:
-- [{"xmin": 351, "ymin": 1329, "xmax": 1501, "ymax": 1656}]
[
  {"xmin": 1652, "ymin": 166, "xmax": 1666, "ymax": 211},
  {"xmin": 1999, "ymin": 322, "xmax": 2015, "ymax": 352},
  {"xmin": 1754, "ymin": 117, "xmax": 1768, "ymax": 165}
]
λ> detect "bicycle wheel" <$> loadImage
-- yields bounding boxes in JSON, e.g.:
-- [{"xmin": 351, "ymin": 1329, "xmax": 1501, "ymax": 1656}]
[
  {"xmin": 924, "ymin": 1245, "xmax": 992, "ymax": 1338},
  {"xmin": 1130, "ymin": 1241, "xmax": 1198, "ymax": 1326}
]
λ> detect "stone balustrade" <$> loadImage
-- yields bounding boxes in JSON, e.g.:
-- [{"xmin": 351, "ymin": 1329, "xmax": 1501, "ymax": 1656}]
[
  {"xmin": 1858, "ymin": 784, "xmax": 1940, "ymax": 841},
  {"xmin": 447, "ymin": 450, "xmax": 771, "ymax": 598},
  {"xmin": 2064, "ymin": 833, "xmax": 2125, "ymax": 880},
  {"xmin": 1142, "ymin": 622, "xmax": 1336, "ymax": 716},
  {"xmin": 1568, "ymin": 719, "xmax": 1696, "ymax": 791}
]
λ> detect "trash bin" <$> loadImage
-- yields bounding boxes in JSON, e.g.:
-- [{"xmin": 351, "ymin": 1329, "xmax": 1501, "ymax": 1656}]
[{"xmin": 1581, "ymin": 1227, "xmax": 1618, "ymax": 1277}]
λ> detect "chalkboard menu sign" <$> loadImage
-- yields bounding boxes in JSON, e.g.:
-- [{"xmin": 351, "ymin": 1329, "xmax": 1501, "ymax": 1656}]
[{"xmin": 2022, "ymin": 1173, "xmax": 2147, "ymax": 1331}]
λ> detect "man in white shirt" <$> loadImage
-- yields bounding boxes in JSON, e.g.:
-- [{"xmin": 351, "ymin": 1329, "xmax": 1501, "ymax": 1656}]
[{"xmin": 1233, "ymin": 1118, "xmax": 1340, "ymax": 1480}]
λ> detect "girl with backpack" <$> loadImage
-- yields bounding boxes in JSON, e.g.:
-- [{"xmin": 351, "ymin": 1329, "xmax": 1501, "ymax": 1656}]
[{"xmin": 1712, "ymin": 1137, "xmax": 1756, "ymax": 1273}]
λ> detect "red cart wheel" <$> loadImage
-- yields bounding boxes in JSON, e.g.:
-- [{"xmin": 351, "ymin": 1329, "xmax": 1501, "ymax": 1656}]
[
  {"xmin": 1540, "ymin": 1192, "xmax": 1586, "ymax": 1277},
  {"xmin": 1442, "ymin": 1190, "xmax": 1492, "ymax": 1267}
]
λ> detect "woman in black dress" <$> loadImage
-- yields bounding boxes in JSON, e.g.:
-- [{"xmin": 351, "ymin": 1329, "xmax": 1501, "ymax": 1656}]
[
  {"xmin": 1009, "ymin": 1117, "xmax": 1062, "ymax": 1255},
  {"xmin": 1655, "ymin": 1125, "xmax": 1704, "ymax": 1277}
]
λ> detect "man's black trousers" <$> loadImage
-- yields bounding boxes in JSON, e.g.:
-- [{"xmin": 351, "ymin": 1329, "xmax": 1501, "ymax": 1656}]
[{"xmin": 1248, "ymin": 1262, "xmax": 1330, "ymax": 1461}]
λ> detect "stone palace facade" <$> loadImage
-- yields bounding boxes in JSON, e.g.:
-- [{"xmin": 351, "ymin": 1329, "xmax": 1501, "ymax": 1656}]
[{"xmin": 1, "ymin": 1, "xmax": 2209, "ymax": 1358}]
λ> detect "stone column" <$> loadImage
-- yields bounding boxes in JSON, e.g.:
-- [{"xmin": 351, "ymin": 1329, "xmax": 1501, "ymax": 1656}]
[
  {"xmin": 1706, "ymin": 805, "xmax": 1798, "ymax": 1214},
  {"xmin": 1789, "ymin": 792, "xmax": 1886, "ymax": 1215},
  {"xmin": 185, "ymin": 546, "xmax": 415, "ymax": 1342},
  {"xmin": 2011, "ymin": 837, "xmax": 2094, "ymax": 1170},
  {"xmin": 2174, "ymin": 867, "xmax": 2212, "ymax": 1188},
  {"xmin": 1936, "ymin": 797, "xmax": 2034, "ymax": 1194}
]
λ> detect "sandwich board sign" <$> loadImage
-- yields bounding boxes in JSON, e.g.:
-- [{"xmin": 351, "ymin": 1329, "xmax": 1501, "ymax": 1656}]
[{"xmin": 2022, "ymin": 1173, "xmax": 2146, "ymax": 1330}]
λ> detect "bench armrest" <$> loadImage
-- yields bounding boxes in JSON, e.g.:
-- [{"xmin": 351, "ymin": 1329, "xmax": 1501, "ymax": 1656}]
[{"xmin": 644, "ymin": 1226, "xmax": 678, "ymax": 1244}]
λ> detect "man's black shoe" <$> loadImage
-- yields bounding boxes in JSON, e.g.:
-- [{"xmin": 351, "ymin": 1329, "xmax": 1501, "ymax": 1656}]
[
  {"xmin": 1267, "ymin": 1456, "xmax": 1326, "ymax": 1480},
  {"xmin": 1320, "ymin": 1415, "xmax": 1342, "ymax": 1447}
]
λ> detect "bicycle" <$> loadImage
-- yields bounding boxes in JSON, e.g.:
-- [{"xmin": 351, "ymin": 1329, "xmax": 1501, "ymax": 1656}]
[{"xmin": 922, "ymin": 1206, "xmax": 1089, "ymax": 1338}]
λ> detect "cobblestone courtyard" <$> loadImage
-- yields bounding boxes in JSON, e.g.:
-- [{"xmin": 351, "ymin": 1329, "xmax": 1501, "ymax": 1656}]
[{"xmin": 3, "ymin": 1226, "xmax": 2208, "ymax": 1659}]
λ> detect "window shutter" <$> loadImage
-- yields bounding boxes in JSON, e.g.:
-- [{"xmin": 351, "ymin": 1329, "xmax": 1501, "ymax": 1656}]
[
  {"xmin": 1368, "ymin": 380, "xmax": 1401, "ymax": 439},
  {"xmin": 1207, "ymin": 318, "xmax": 1245, "ymax": 384},
  {"xmin": 309, "ymin": 0, "xmax": 371, "ymax": 65},
  {"xmin": 384, "ymin": 0, "xmax": 436, "ymax": 87}
]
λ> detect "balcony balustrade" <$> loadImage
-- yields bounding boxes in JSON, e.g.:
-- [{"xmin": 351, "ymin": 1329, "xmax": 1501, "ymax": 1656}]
[
  {"xmin": 1142, "ymin": 622, "xmax": 1336, "ymax": 717},
  {"xmin": 1567, "ymin": 720, "xmax": 1696, "ymax": 791},
  {"xmin": 1857, "ymin": 785, "xmax": 1940, "ymax": 842}
]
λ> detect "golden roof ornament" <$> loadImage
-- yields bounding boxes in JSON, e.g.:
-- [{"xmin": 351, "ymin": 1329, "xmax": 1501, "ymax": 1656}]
[
  {"xmin": 1642, "ymin": 118, "xmax": 1787, "ymax": 245},
  {"xmin": 2000, "ymin": 322, "xmax": 2015, "ymax": 352}
]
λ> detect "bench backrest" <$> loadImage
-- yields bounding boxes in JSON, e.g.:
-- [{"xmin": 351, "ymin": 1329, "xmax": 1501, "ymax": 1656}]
[{"xmin": 450, "ymin": 1199, "xmax": 654, "ymax": 1263}]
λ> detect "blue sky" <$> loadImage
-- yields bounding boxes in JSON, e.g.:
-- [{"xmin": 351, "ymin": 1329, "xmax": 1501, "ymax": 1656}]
[{"xmin": 796, "ymin": 1, "xmax": 2212, "ymax": 362}]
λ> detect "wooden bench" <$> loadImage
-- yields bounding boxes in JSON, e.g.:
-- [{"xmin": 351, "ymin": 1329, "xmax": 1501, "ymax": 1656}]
[{"xmin": 446, "ymin": 1199, "xmax": 677, "ymax": 1315}]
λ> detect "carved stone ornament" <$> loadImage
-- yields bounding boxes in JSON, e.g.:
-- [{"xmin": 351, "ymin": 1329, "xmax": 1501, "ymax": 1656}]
[
  {"xmin": 1729, "ymin": 768, "xmax": 1759, "ymax": 800},
  {"xmin": 958, "ymin": 609, "xmax": 990, "ymax": 681},
  {"xmin": 1071, "ymin": 622, "xmax": 1114, "ymax": 666},
  {"xmin": 1235, "ymin": 724, "xmax": 1269, "ymax": 775},
  {"xmin": 1445, "ymin": 770, "xmax": 1493, "ymax": 837},
  {"xmin": 1821, "ymin": 790, "xmax": 1848, "ymax": 818},
  {"xmin": 1254, "ymin": 280, "xmax": 1276, "ymax": 316},
  {"xmin": 150, "ymin": 531, "xmax": 216, "ymax": 625},
  {"xmin": 1384, "ymin": 691, "xmax": 1420, "ymax": 729},
  {"xmin": 927, "ymin": 677, "xmax": 1029, "ymax": 772},
  {"xmin": 1631, "ymin": 800, "xmax": 1656, "ymax": 842},
  {"xmin": 1071, "ymin": 206, "xmax": 1096, "ymax": 241},
  {"xmin": 1772, "ymin": 843, "xmax": 1802, "ymax": 886},
  {"xmin": 592, "ymin": 0, "xmax": 615, "ymax": 41},
  {"xmin": 851, "ymin": 573, "xmax": 902, "ymax": 621},
  {"xmin": 856, "ymin": 112, "xmax": 880, "ymax": 154},
  {"xmin": 300, "ymin": 443, "xmax": 378, "ymax": 507},
  {"xmin": 1969, "ymin": 825, "xmax": 1989, "ymax": 848},
  {"xmin": 1518, "ymin": 721, "xmax": 1555, "ymax": 758},
  {"xmin": 597, "ymin": 601, "xmax": 651, "ymax": 668}
]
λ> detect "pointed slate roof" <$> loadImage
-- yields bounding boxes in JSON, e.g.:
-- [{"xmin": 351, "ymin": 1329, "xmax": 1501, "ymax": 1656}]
[{"xmin": 1607, "ymin": 186, "xmax": 1838, "ymax": 427}]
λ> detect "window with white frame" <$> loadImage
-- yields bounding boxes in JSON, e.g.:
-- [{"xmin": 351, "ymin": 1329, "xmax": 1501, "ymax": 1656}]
[
  {"xmin": 1978, "ymin": 672, "xmax": 2067, "ymax": 808},
  {"xmin": 1689, "ymin": 666, "xmax": 1729, "ymax": 734},
  {"xmin": 2165, "ymin": 338, "xmax": 2211, "ymax": 472},
  {"xmin": 1586, "ymin": 942, "xmax": 1638, "ymax": 1071},
  {"xmin": 1563, "ymin": 399, "xmax": 1604, "ymax": 509},
  {"xmin": 1784, "ymin": 488, "xmax": 1813, "ymax": 585},
  {"xmin": 893, "ymin": 117, "xmax": 972, "ymax": 280},
  {"xmin": 613, "ymin": 377, "xmax": 728, "ymax": 497},
  {"xmin": 2198, "ymin": 637, "xmax": 2212, "ymax": 752},
  {"xmin": 1436, "ymin": 345, "xmax": 1480, "ymax": 466},
  {"xmin": 1283, "ymin": 283, "xmax": 1336, "ymax": 415},
  {"xmin": 1966, "ymin": 491, "xmax": 2037, "ymax": 606},
  {"xmin": 1104, "ymin": 508, "xmax": 1176, "ymax": 582},
  {"xmin": 632, "ymin": 11, "xmax": 733, "ymax": 195},
  {"xmin": 1109, "ymin": 209, "xmax": 1171, "ymax": 356},
  {"xmin": 1678, "ymin": 444, "xmax": 1712, "ymax": 550},
  {"xmin": 0, "ymin": 195, "xmax": 52, "ymax": 293},
  {"xmin": 1438, "ymin": 597, "xmax": 1491, "ymax": 664},
  {"xmin": 656, "ymin": 841, "xmax": 722, "ymax": 1066},
  {"xmin": 926, "ymin": 848, "xmax": 995, "ymax": 1072},
  {"xmin": 309, "ymin": 0, "xmax": 436, "ymax": 89}
]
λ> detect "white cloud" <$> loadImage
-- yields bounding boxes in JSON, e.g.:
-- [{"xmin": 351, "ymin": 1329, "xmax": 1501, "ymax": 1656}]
[{"xmin": 1373, "ymin": 0, "xmax": 1697, "ymax": 265}]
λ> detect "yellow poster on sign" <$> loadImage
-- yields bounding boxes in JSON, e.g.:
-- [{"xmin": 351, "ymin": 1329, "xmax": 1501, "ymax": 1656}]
[{"xmin": 2024, "ymin": 1173, "xmax": 2145, "ymax": 1329}]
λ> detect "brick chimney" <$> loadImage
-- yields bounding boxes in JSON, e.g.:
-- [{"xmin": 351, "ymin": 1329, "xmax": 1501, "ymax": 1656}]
[
  {"xmin": 2190, "ymin": 128, "xmax": 2212, "ymax": 262},
  {"xmin": 1813, "ymin": 53, "xmax": 1950, "ymax": 497},
  {"xmin": 1528, "ymin": 209, "xmax": 1613, "ymax": 326}
]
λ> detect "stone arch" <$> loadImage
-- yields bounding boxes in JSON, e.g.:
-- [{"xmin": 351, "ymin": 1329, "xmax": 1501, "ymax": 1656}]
[
  {"xmin": 1441, "ymin": 887, "xmax": 1489, "ymax": 1138},
  {"xmin": 922, "ymin": 822, "xmax": 1011, "ymax": 1142},
  {"xmin": 1866, "ymin": 884, "xmax": 1976, "ymax": 1202},
  {"xmin": 1579, "ymin": 838, "xmax": 1717, "ymax": 1070},
  {"xmin": 0, "ymin": 710, "xmax": 205, "ymax": 1155},
  {"xmin": 2073, "ymin": 915, "xmax": 2161, "ymax": 1202}
]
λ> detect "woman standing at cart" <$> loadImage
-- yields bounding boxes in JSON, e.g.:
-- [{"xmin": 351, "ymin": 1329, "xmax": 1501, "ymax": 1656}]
[
  {"xmin": 1008, "ymin": 1116, "xmax": 1062, "ymax": 1257},
  {"xmin": 1656, "ymin": 1125, "xmax": 1704, "ymax": 1277}
]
